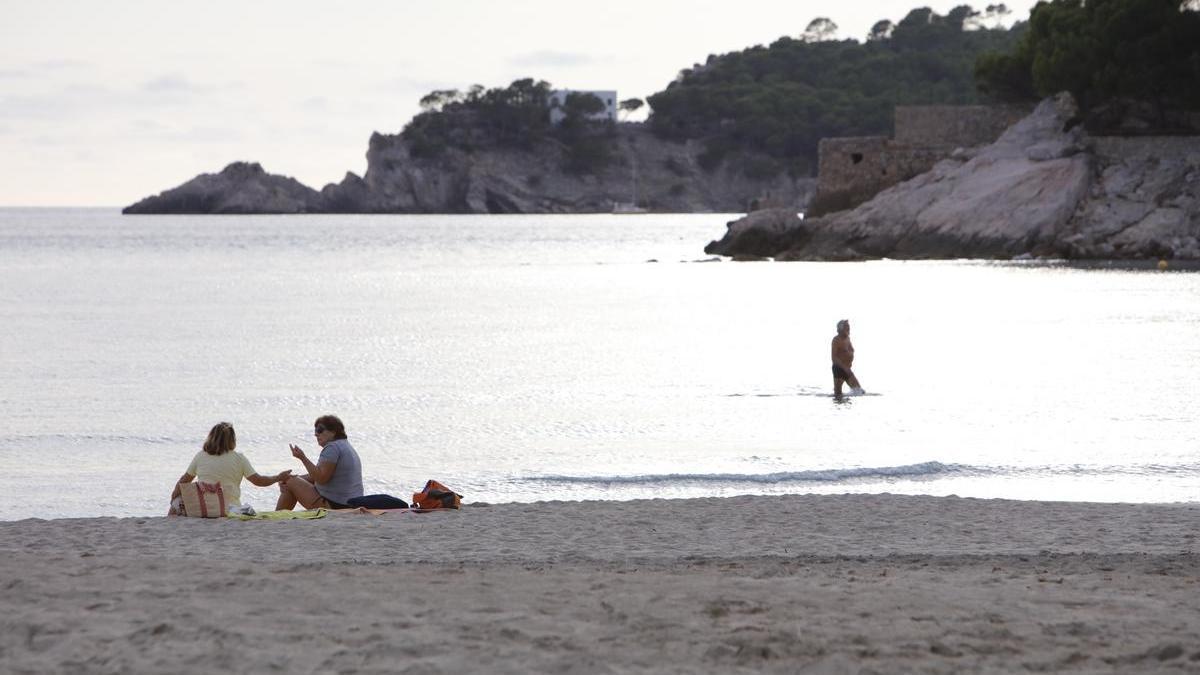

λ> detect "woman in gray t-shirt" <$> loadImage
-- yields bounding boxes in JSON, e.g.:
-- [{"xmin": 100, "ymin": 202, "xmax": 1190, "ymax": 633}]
[{"xmin": 275, "ymin": 414, "xmax": 364, "ymax": 510}]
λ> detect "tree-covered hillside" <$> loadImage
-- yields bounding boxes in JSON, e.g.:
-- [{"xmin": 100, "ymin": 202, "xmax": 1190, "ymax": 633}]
[
  {"xmin": 403, "ymin": 78, "xmax": 555, "ymax": 157},
  {"xmin": 975, "ymin": 0, "xmax": 1200, "ymax": 131},
  {"xmin": 645, "ymin": 6, "xmax": 1024, "ymax": 175},
  {"xmin": 401, "ymin": 78, "xmax": 620, "ymax": 173},
  {"xmin": 400, "ymin": 5, "xmax": 1031, "ymax": 178}
]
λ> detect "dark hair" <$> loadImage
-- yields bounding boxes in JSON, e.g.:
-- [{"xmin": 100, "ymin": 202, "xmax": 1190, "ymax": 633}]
[
  {"xmin": 203, "ymin": 422, "xmax": 237, "ymax": 456},
  {"xmin": 315, "ymin": 414, "xmax": 348, "ymax": 440}
]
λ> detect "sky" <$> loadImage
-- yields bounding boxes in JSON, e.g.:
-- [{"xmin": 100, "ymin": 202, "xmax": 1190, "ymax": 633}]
[{"xmin": 0, "ymin": 0, "xmax": 1036, "ymax": 206}]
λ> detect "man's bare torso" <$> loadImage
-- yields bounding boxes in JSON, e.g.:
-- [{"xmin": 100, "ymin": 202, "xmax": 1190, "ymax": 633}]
[{"xmin": 832, "ymin": 335, "xmax": 854, "ymax": 369}]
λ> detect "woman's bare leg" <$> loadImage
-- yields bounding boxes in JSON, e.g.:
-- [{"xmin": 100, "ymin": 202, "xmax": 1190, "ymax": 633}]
[{"xmin": 276, "ymin": 476, "xmax": 328, "ymax": 510}]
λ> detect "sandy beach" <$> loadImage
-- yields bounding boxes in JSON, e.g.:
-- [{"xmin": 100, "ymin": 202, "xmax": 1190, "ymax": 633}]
[{"xmin": 1, "ymin": 493, "xmax": 1198, "ymax": 674}]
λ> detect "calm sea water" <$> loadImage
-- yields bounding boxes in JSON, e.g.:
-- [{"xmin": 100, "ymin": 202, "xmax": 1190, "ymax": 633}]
[{"xmin": 1, "ymin": 208, "xmax": 1197, "ymax": 520}]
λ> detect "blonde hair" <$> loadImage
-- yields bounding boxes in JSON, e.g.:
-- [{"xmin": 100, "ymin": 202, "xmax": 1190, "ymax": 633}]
[{"xmin": 202, "ymin": 422, "xmax": 237, "ymax": 456}]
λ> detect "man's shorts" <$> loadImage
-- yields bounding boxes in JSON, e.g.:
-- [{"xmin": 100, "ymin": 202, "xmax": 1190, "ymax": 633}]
[
  {"xmin": 832, "ymin": 364, "xmax": 851, "ymax": 380},
  {"xmin": 316, "ymin": 494, "xmax": 354, "ymax": 510}
]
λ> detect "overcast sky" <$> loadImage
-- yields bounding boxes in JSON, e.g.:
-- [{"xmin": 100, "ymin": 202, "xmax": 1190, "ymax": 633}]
[{"xmin": 0, "ymin": 0, "xmax": 1035, "ymax": 206}]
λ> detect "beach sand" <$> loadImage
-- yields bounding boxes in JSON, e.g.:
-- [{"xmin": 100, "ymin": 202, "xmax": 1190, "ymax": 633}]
[{"xmin": 1, "ymin": 493, "xmax": 1198, "ymax": 674}]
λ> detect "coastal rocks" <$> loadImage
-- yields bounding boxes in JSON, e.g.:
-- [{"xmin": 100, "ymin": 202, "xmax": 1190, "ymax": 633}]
[
  {"xmin": 338, "ymin": 125, "xmax": 815, "ymax": 214},
  {"xmin": 354, "ymin": 133, "xmax": 476, "ymax": 213},
  {"xmin": 703, "ymin": 209, "xmax": 809, "ymax": 257},
  {"xmin": 122, "ymin": 162, "xmax": 323, "ymax": 215},
  {"xmin": 1061, "ymin": 150, "xmax": 1200, "ymax": 259},
  {"xmin": 319, "ymin": 172, "xmax": 372, "ymax": 213},
  {"xmin": 124, "ymin": 126, "xmax": 816, "ymax": 215},
  {"xmin": 708, "ymin": 93, "xmax": 1200, "ymax": 260},
  {"xmin": 805, "ymin": 94, "xmax": 1092, "ymax": 260}
]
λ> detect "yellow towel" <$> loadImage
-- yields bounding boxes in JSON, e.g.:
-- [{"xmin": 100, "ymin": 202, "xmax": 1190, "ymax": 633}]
[{"xmin": 228, "ymin": 508, "xmax": 327, "ymax": 521}]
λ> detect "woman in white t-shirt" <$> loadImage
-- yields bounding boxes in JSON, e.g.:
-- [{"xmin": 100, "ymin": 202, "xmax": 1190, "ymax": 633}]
[{"xmin": 168, "ymin": 422, "xmax": 291, "ymax": 515}]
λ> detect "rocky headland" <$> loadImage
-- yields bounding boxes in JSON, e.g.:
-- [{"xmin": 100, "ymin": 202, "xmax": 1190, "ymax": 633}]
[
  {"xmin": 122, "ymin": 161, "xmax": 325, "ymax": 215},
  {"xmin": 707, "ymin": 94, "xmax": 1200, "ymax": 261},
  {"xmin": 123, "ymin": 125, "xmax": 814, "ymax": 215}
]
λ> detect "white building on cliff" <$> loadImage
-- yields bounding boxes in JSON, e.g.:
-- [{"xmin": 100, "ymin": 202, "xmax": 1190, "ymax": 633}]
[{"xmin": 548, "ymin": 90, "xmax": 617, "ymax": 125}]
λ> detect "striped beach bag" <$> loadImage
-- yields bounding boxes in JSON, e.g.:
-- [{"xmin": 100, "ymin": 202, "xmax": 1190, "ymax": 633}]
[{"xmin": 178, "ymin": 480, "xmax": 227, "ymax": 518}]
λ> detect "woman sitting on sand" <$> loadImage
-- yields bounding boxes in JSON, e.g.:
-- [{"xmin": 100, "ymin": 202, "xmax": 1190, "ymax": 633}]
[
  {"xmin": 169, "ymin": 422, "xmax": 292, "ymax": 515},
  {"xmin": 275, "ymin": 414, "xmax": 364, "ymax": 511}
]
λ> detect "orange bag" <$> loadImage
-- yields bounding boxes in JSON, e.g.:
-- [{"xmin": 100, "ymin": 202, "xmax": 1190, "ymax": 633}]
[{"xmin": 411, "ymin": 480, "xmax": 462, "ymax": 510}]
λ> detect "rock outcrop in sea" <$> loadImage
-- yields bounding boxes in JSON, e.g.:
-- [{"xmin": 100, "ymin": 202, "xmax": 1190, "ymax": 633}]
[
  {"xmin": 123, "ymin": 162, "xmax": 324, "ymax": 215},
  {"xmin": 706, "ymin": 94, "xmax": 1200, "ymax": 260},
  {"xmin": 123, "ymin": 125, "xmax": 814, "ymax": 215}
]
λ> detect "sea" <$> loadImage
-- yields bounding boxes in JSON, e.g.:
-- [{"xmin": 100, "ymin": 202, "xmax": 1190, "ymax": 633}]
[{"xmin": 1, "ymin": 208, "xmax": 1197, "ymax": 520}]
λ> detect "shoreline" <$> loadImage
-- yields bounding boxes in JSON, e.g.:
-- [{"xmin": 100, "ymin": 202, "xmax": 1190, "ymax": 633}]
[
  {"xmin": 4, "ymin": 493, "xmax": 1199, "ymax": 672},
  {"xmin": 4, "ymin": 489, "xmax": 1200, "ymax": 526}
]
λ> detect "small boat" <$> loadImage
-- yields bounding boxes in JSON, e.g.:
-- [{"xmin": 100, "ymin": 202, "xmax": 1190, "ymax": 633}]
[
  {"xmin": 612, "ymin": 154, "xmax": 648, "ymax": 213},
  {"xmin": 612, "ymin": 201, "xmax": 649, "ymax": 214}
]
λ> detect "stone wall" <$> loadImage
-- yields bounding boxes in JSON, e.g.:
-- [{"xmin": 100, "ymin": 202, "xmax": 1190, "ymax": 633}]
[
  {"xmin": 1090, "ymin": 136, "xmax": 1200, "ymax": 162},
  {"xmin": 894, "ymin": 105, "xmax": 1031, "ymax": 148},
  {"xmin": 811, "ymin": 137, "xmax": 945, "ymax": 215},
  {"xmin": 815, "ymin": 137, "xmax": 889, "ymax": 208},
  {"xmin": 811, "ymin": 104, "xmax": 1032, "ymax": 215}
]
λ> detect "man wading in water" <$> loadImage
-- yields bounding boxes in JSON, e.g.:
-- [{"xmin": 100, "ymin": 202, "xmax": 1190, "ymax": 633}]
[{"xmin": 831, "ymin": 319, "xmax": 865, "ymax": 397}]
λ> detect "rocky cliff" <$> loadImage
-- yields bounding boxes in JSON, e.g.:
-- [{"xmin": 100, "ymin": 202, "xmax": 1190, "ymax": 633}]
[
  {"xmin": 706, "ymin": 94, "xmax": 1200, "ymax": 260},
  {"xmin": 123, "ymin": 162, "xmax": 324, "ymax": 214},
  {"xmin": 124, "ymin": 125, "xmax": 814, "ymax": 215}
]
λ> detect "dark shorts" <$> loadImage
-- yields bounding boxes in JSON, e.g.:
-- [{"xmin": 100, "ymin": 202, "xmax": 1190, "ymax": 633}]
[
  {"xmin": 317, "ymin": 494, "xmax": 353, "ymax": 510},
  {"xmin": 832, "ymin": 364, "xmax": 851, "ymax": 380}
]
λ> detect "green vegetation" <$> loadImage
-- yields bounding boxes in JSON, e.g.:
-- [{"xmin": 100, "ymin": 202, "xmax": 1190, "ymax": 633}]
[
  {"xmin": 618, "ymin": 98, "xmax": 645, "ymax": 120},
  {"xmin": 645, "ymin": 5, "xmax": 1024, "ymax": 175},
  {"xmin": 405, "ymin": 79, "xmax": 554, "ymax": 157},
  {"xmin": 404, "ymin": 2, "xmax": 1200, "ymax": 177},
  {"xmin": 402, "ymin": 79, "xmax": 615, "ymax": 174},
  {"xmin": 557, "ymin": 92, "xmax": 617, "ymax": 173},
  {"xmin": 975, "ymin": 0, "xmax": 1200, "ymax": 126}
]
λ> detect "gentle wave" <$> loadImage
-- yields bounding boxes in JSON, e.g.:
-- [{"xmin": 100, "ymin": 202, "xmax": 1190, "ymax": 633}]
[
  {"xmin": 525, "ymin": 460, "xmax": 1200, "ymax": 488},
  {"xmin": 999, "ymin": 462, "xmax": 1200, "ymax": 477},
  {"xmin": 526, "ymin": 461, "xmax": 966, "ymax": 486},
  {"xmin": 11, "ymin": 433, "xmax": 185, "ymax": 445}
]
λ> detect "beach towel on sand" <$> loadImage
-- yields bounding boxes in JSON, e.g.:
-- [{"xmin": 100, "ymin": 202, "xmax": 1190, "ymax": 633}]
[{"xmin": 227, "ymin": 509, "xmax": 328, "ymax": 521}]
